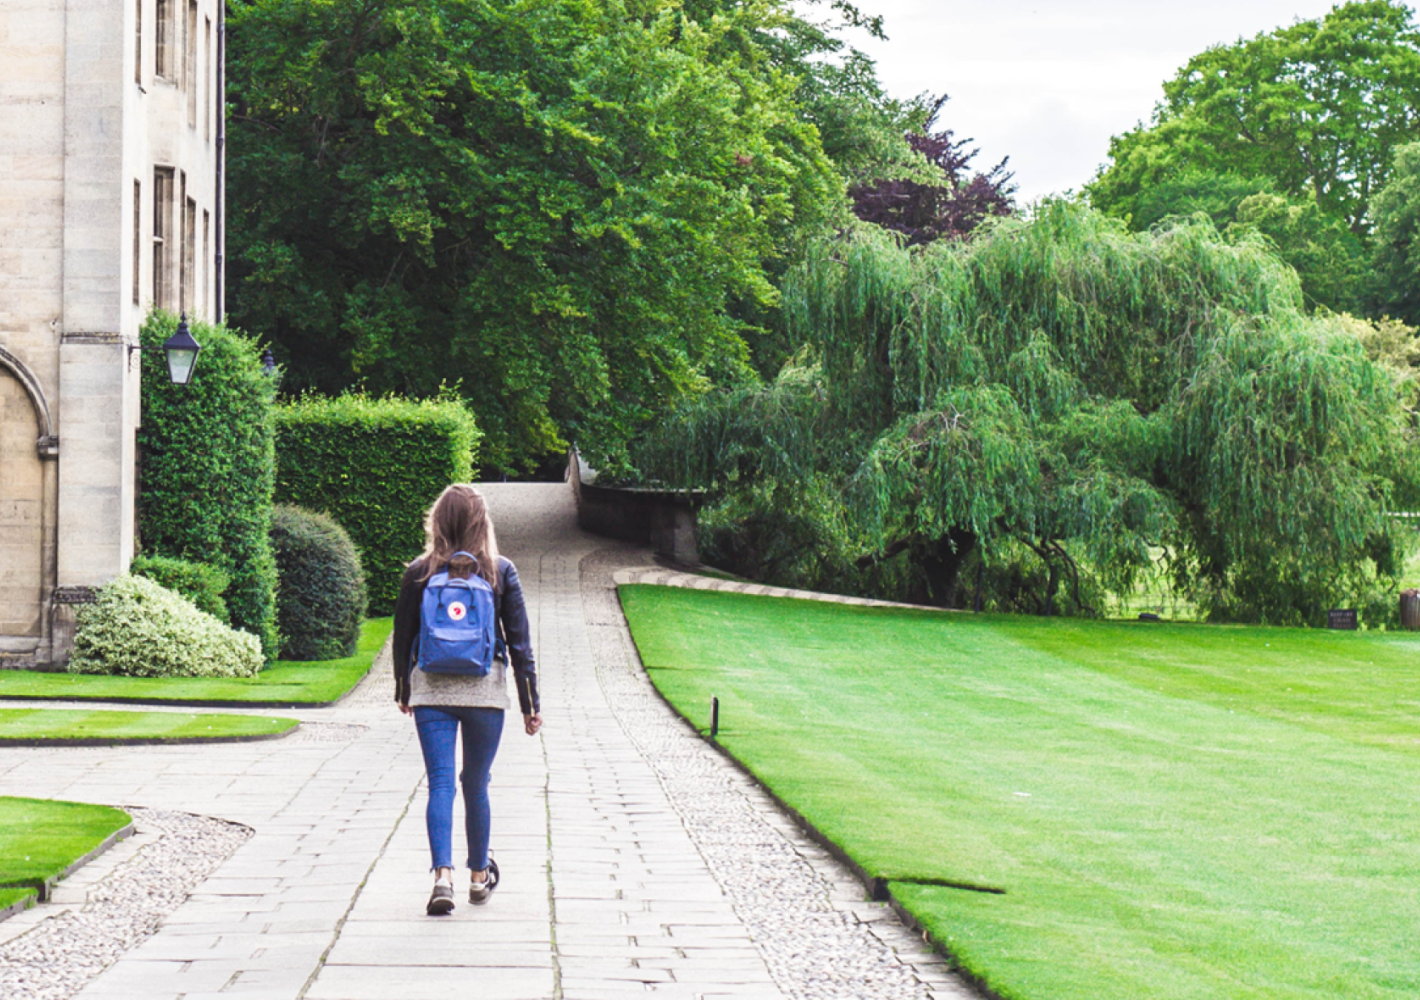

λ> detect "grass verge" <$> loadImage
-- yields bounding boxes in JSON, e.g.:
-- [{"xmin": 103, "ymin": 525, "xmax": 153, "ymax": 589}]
[
  {"xmin": 0, "ymin": 709, "xmax": 297, "ymax": 744},
  {"xmin": 0, "ymin": 618, "xmax": 391, "ymax": 706},
  {"xmin": 620, "ymin": 584, "xmax": 1420, "ymax": 1000},
  {"xmin": 0, "ymin": 796, "xmax": 131, "ymax": 909}
]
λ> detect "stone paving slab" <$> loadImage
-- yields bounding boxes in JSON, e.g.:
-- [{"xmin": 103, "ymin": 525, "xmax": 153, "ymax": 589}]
[{"xmin": 0, "ymin": 482, "xmax": 977, "ymax": 1000}]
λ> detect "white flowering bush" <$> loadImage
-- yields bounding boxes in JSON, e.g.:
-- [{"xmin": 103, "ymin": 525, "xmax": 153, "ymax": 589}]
[{"xmin": 70, "ymin": 575, "xmax": 262, "ymax": 678}]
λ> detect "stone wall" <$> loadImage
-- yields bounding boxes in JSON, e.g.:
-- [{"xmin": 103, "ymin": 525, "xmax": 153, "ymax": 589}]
[{"xmin": 0, "ymin": 0, "xmax": 224, "ymax": 665}]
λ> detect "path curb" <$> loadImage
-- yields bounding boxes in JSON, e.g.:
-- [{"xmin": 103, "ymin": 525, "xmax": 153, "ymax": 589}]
[
  {"xmin": 0, "ymin": 818, "xmax": 135, "ymax": 919},
  {"xmin": 612, "ymin": 567, "xmax": 957, "ymax": 612},
  {"xmin": 0, "ymin": 724, "xmax": 299, "ymax": 748},
  {"xmin": 0, "ymin": 889, "xmax": 35, "ymax": 923}
]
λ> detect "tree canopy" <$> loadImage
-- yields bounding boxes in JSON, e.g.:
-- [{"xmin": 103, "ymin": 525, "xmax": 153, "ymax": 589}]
[
  {"xmin": 1372, "ymin": 141, "xmax": 1420, "ymax": 327},
  {"xmin": 1090, "ymin": 1, "xmax": 1420, "ymax": 235},
  {"xmin": 227, "ymin": 0, "xmax": 890, "ymax": 473},
  {"xmin": 639, "ymin": 204, "xmax": 1420, "ymax": 624},
  {"xmin": 849, "ymin": 96, "xmax": 1015, "ymax": 247}
]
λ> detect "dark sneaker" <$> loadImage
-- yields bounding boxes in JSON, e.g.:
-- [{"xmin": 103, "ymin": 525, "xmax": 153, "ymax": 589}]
[
  {"xmin": 469, "ymin": 858, "xmax": 500, "ymax": 905},
  {"xmin": 427, "ymin": 880, "xmax": 455, "ymax": 916}
]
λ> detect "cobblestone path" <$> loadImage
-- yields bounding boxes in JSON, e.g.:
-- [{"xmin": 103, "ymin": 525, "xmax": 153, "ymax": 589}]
[{"xmin": 0, "ymin": 483, "xmax": 973, "ymax": 1000}]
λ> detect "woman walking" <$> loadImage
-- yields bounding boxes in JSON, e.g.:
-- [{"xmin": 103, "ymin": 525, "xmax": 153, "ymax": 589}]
[{"xmin": 393, "ymin": 485, "xmax": 542, "ymax": 915}]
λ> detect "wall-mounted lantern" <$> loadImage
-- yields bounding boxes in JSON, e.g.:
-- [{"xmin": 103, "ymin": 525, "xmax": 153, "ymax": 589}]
[
  {"xmin": 161, "ymin": 315, "xmax": 202, "ymax": 385},
  {"xmin": 130, "ymin": 314, "xmax": 203, "ymax": 385}
]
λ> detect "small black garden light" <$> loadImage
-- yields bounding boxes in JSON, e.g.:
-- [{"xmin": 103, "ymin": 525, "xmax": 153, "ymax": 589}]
[
  {"xmin": 162, "ymin": 315, "xmax": 202, "ymax": 385},
  {"xmin": 260, "ymin": 348, "xmax": 277, "ymax": 378}
]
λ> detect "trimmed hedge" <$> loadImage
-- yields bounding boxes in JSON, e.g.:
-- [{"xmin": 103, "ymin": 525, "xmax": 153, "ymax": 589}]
[
  {"xmin": 271, "ymin": 505, "xmax": 367, "ymax": 660},
  {"xmin": 138, "ymin": 312, "xmax": 280, "ymax": 660},
  {"xmin": 70, "ymin": 575, "xmax": 262, "ymax": 678},
  {"xmin": 275, "ymin": 394, "xmax": 479, "ymax": 614},
  {"xmin": 130, "ymin": 554, "xmax": 231, "ymax": 622}
]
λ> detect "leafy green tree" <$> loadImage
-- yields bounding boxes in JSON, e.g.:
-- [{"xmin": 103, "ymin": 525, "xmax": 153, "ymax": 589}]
[
  {"xmin": 1227, "ymin": 192, "xmax": 1370, "ymax": 313},
  {"xmin": 1372, "ymin": 141, "xmax": 1420, "ymax": 326},
  {"xmin": 1122, "ymin": 170, "xmax": 1274, "ymax": 233},
  {"xmin": 640, "ymin": 205, "xmax": 1420, "ymax": 624},
  {"xmin": 1090, "ymin": 1, "xmax": 1420, "ymax": 234},
  {"xmin": 1095, "ymin": 168, "xmax": 1370, "ymax": 314},
  {"xmin": 227, "ymin": 0, "xmax": 841, "ymax": 473}
]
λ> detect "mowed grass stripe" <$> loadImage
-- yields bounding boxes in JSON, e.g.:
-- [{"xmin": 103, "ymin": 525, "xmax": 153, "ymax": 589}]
[
  {"xmin": 0, "ymin": 709, "xmax": 297, "ymax": 743},
  {"xmin": 0, "ymin": 617, "xmax": 392, "ymax": 705},
  {"xmin": 0, "ymin": 797, "xmax": 131, "ymax": 891},
  {"xmin": 620, "ymin": 584, "xmax": 1420, "ymax": 1000}
]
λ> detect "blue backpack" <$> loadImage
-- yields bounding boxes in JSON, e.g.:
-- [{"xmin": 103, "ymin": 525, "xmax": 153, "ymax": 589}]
[{"xmin": 416, "ymin": 552, "xmax": 497, "ymax": 676}]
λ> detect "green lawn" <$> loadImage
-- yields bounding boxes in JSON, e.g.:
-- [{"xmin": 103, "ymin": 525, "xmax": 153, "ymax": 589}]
[
  {"xmin": 620, "ymin": 584, "xmax": 1420, "ymax": 1000},
  {"xmin": 0, "ymin": 709, "xmax": 297, "ymax": 743},
  {"xmin": 0, "ymin": 618, "xmax": 391, "ymax": 705},
  {"xmin": 0, "ymin": 796, "xmax": 131, "ymax": 910}
]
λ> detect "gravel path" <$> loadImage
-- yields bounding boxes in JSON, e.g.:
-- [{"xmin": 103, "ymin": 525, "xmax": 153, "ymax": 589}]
[
  {"xmin": 0, "ymin": 809, "xmax": 251, "ymax": 1000},
  {"xmin": 581, "ymin": 547, "xmax": 958, "ymax": 999}
]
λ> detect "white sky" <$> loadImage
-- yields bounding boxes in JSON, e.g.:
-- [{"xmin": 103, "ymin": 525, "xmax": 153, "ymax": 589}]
[{"xmin": 823, "ymin": 1, "xmax": 1344, "ymax": 202}]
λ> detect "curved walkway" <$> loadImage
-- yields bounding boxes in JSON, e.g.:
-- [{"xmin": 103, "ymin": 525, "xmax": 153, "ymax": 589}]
[{"xmin": 0, "ymin": 484, "xmax": 972, "ymax": 1000}]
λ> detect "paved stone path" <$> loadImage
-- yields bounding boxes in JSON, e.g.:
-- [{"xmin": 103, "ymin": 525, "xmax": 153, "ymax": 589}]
[{"xmin": 0, "ymin": 484, "xmax": 974, "ymax": 1000}]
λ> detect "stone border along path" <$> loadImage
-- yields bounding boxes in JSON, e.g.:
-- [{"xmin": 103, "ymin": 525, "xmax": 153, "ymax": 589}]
[
  {"xmin": 612, "ymin": 568, "xmax": 952, "ymax": 613},
  {"xmin": 0, "ymin": 482, "xmax": 976, "ymax": 1000}
]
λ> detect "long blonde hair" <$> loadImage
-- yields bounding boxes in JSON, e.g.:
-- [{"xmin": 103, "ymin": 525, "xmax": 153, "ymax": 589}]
[{"xmin": 416, "ymin": 485, "xmax": 500, "ymax": 590}]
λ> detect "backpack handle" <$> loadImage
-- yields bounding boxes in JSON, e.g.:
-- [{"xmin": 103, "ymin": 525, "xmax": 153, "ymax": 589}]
[{"xmin": 444, "ymin": 550, "xmax": 480, "ymax": 573}]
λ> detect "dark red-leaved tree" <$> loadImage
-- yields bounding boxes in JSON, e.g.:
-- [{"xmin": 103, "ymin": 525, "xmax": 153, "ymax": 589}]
[{"xmin": 851, "ymin": 97, "xmax": 1015, "ymax": 245}]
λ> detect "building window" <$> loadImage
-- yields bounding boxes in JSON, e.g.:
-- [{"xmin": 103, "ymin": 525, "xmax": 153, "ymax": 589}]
[
  {"xmin": 182, "ymin": 197, "xmax": 197, "ymax": 314},
  {"xmin": 204, "ymin": 16, "xmax": 212, "ymax": 141},
  {"xmin": 133, "ymin": 181, "xmax": 142, "ymax": 305},
  {"xmin": 155, "ymin": 0, "xmax": 173, "ymax": 79},
  {"xmin": 186, "ymin": 0, "xmax": 198, "ymax": 125},
  {"xmin": 152, "ymin": 168, "xmax": 174, "ymax": 308},
  {"xmin": 202, "ymin": 210, "xmax": 210, "ymax": 317},
  {"xmin": 134, "ymin": 0, "xmax": 142, "ymax": 84}
]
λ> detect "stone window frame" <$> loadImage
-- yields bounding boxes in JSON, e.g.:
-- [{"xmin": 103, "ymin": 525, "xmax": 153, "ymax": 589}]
[
  {"xmin": 133, "ymin": 179, "xmax": 142, "ymax": 306},
  {"xmin": 181, "ymin": 192, "xmax": 196, "ymax": 315},
  {"xmin": 185, "ymin": 0, "xmax": 198, "ymax": 125},
  {"xmin": 155, "ymin": 0, "xmax": 174, "ymax": 80},
  {"xmin": 153, "ymin": 166, "xmax": 175, "ymax": 309},
  {"xmin": 202, "ymin": 209, "xmax": 210, "ymax": 318},
  {"xmin": 204, "ymin": 15, "xmax": 212, "ymax": 141}
]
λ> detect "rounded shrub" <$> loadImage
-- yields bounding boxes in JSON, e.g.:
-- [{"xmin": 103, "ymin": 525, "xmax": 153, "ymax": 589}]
[
  {"xmin": 70, "ymin": 575, "xmax": 262, "ymax": 678},
  {"xmin": 271, "ymin": 505, "xmax": 368, "ymax": 661},
  {"xmin": 130, "ymin": 554, "xmax": 231, "ymax": 622}
]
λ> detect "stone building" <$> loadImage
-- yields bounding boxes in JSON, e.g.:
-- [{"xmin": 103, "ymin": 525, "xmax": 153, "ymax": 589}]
[{"xmin": 1, "ymin": 0, "xmax": 223, "ymax": 665}]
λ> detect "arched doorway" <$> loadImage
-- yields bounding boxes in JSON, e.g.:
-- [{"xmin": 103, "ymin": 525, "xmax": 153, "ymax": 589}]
[{"xmin": 0, "ymin": 352, "xmax": 52, "ymax": 660}]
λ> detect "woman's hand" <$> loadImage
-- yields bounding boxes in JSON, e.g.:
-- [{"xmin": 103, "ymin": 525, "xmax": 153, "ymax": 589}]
[
  {"xmin": 398, "ymin": 702, "xmax": 413, "ymax": 716},
  {"xmin": 524, "ymin": 712, "xmax": 543, "ymax": 736}
]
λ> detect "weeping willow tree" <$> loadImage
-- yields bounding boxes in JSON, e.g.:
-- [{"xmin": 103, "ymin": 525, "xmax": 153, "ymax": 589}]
[{"xmin": 638, "ymin": 201, "xmax": 1420, "ymax": 624}]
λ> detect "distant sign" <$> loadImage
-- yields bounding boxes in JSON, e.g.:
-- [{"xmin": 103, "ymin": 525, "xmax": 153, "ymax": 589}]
[{"xmin": 1327, "ymin": 609, "xmax": 1358, "ymax": 631}]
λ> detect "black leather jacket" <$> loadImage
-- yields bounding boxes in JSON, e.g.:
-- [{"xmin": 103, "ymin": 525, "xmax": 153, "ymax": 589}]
[{"xmin": 392, "ymin": 556, "xmax": 539, "ymax": 714}]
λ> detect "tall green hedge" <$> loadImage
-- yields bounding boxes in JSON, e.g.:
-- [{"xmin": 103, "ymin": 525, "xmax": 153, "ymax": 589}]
[
  {"xmin": 274, "ymin": 394, "xmax": 480, "ymax": 613},
  {"xmin": 138, "ymin": 312, "xmax": 280, "ymax": 659}
]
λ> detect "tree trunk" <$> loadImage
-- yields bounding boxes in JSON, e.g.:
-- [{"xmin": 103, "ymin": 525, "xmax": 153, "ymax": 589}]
[{"xmin": 916, "ymin": 529, "xmax": 977, "ymax": 608}]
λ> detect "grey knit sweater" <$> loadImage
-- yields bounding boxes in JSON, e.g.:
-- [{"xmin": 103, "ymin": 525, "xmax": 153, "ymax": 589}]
[{"xmin": 392, "ymin": 556, "xmax": 539, "ymax": 714}]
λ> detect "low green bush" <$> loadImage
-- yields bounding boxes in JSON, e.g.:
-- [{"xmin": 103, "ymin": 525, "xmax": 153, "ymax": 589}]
[
  {"xmin": 271, "ymin": 505, "xmax": 367, "ymax": 660},
  {"xmin": 70, "ymin": 576, "xmax": 262, "ymax": 679},
  {"xmin": 130, "ymin": 554, "xmax": 231, "ymax": 621},
  {"xmin": 275, "ymin": 393, "xmax": 479, "ymax": 613},
  {"xmin": 138, "ymin": 311, "xmax": 280, "ymax": 659}
]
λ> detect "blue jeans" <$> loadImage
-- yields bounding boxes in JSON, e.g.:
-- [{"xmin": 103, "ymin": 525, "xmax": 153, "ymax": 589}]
[{"xmin": 413, "ymin": 706, "xmax": 505, "ymax": 871}]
